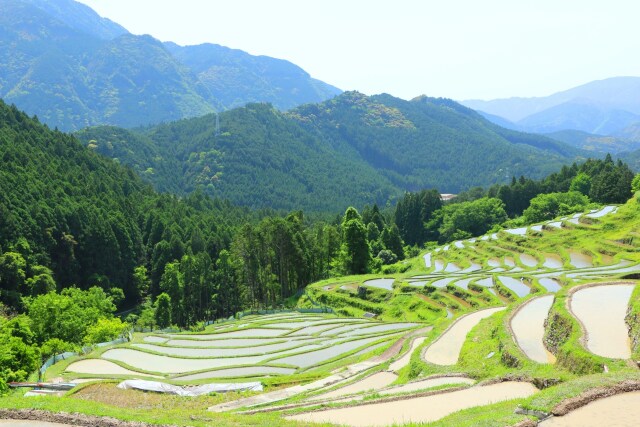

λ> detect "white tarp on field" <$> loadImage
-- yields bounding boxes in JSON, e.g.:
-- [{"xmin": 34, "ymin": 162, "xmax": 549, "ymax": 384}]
[{"xmin": 116, "ymin": 379, "xmax": 263, "ymax": 396}]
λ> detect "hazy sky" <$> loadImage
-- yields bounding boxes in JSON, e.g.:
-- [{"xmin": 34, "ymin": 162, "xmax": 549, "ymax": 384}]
[{"xmin": 77, "ymin": 0, "xmax": 640, "ymax": 101}]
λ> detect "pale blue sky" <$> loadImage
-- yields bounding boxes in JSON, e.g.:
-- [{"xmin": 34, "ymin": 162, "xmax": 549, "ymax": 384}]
[{"xmin": 77, "ymin": 0, "xmax": 640, "ymax": 101}]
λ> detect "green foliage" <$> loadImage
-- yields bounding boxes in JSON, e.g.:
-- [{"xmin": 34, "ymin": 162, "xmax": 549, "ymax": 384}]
[
  {"xmin": 569, "ymin": 172, "xmax": 592, "ymax": 195},
  {"xmin": 632, "ymin": 173, "xmax": 640, "ymax": 193},
  {"xmin": 340, "ymin": 208, "xmax": 371, "ymax": 275},
  {"xmin": 522, "ymin": 191, "xmax": 590, "ymax": 223},
  {"xmin": 154, "ymin": 293, "xmax": 172, "ymax": 329},
  {"xmin": 436, "ymin": 198, "xmax": 508, "ymax": 243},
  {"xmin": 76, "ymin": 92, "xmax": 584, "ymax": 212},
  {"xmin": 83, "ymin": 317, "xmax": 128, "ymax": 345},
  {"xmin": 40, "ymin": 338, "xmax": 76, "ymax": 359},
  {"xmin": 26, "ymin": 287, "xmax": 116, "ymax": 344},
  {"xmin": 0, "ymin": 314, "xmax": 40, "ymax": 391}
]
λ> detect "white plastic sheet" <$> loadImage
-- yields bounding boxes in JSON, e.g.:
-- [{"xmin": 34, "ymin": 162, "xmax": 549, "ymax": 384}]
[{"xmin": 116, "ymin": 379, "xmax": 262, "ymax": 396}]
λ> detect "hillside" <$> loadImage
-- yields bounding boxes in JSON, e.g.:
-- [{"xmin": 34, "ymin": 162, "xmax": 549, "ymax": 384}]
[
  {"xmin": 76, "ymin": 92, "xmax": 587, "ymax": 212},
  {"xmin": 462, "ymin": 77, "xmax": 640, "ymax": 140},
  {"xmin": 547, "ymin": 129, "xmax": 640, "ymax": 155},
  {"xmin": 0, "ymin": 0, "xmax": 340, "ymax": 130}
]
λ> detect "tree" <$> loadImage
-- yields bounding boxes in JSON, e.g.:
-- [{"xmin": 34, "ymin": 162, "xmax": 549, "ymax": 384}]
[
  {"xmin": 381, "ymin": 225, "xmax": 404, "ymax": 260},
  {"xmin": 133, "ymin": 265, "xmax": 151, "ymax": 300},
  {"xmin": 569, "ymin": 172, "xmax": 591, "ymax": 196},
  {"xmin": 159, "ymin": 261, "xmax": 184, "ymax": 326},
  {"xmin": 340, "ymin": 208, "xmax": 371, "ymax": 274},
  {"xmin": 0, "ymin": 252, "xmax": 27, "ymax": 306},
  {"xmin": 154, "ymin": 293, "xmax": 172, "ymax": 328},
  {"xmin": 522, "ymin": 192, "xmax": 589, "ymax": 223},
  {"xmin": 26, "ymin": 287, "xmax": 116, "ymax": 344},
  {"xmin": 438, "ymin": 198, "xmax": 508, "ymax": 242}
]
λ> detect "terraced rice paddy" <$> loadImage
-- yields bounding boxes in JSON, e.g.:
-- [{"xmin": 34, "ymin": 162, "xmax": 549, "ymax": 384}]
[
  {"xmin": 388, "ymin": 337, "xmax": 426, "ymax": 372},
  {"xmin": 52, "ymin": 203, "xmax": 640, "ymax": 427},
  {"xmin": 511, "ymin": 295, "xmax": 555, "ymax": 363},
  {"xmin": 363, "ymin": 278, "xmax": 395, "ymax": 290},
  {"xmin": 62, "ymin": 314, "xmax": 419, "ymax": 380},
  {"xmin": 570, "ymin": 284, "xmax": 634, "ymax": 359},
  {"xmin": 313, "ymin": 372, "xmax": 398, "ymax": 400},
  {"xmin": 539, "ymin": 391, "xmax": 640, "ymax": 426},
  {"xmin": 423, "ymin": 307, "xmax": 505, "ymax": 365},
  {"xmin": 498, "ymin": 276, "xmax": 530, "ymax": 297},
  {"xmin": 287, "ymin": 381, "xmax": 538, "ymax": 426}
]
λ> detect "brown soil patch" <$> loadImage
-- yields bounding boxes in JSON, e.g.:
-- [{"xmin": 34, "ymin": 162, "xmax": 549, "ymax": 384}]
[
  {"xmin": 443, "ymin": 293, "xmax": 472, "ymax": 308},
  {"xmin": 416, "ymin": 294, "xmax": 445, "ymax": 308},
  {"xmin": 72, "ymin": 382, "xmax": 249, "ymax": 411},
  {"xmin": 0, "ymin": 409, "xmax": 173, "ymax": 427}
]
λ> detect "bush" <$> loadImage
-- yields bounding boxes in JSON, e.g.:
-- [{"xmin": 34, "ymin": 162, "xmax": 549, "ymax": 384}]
[{"xmin": 83, "ymin": 318, "xmax": 128, "ymax": 345}]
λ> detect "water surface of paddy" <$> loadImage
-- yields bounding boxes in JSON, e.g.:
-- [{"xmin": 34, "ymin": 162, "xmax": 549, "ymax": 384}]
[
  {"xmin": 431, "ymin": 277, "xmax": 457, "ymax": 288},
  {"xmin": 272, "ymin": 336, "xmax": 390, "ymax": 368},
  {"xmin": 363, "ymin": 278, "xmax": 394, "ymax": 290},
  {"xmin": 543, "ymin": 254, "xmax": 563, "ymax": 269},
  {"xmin": 511, "ymin": 295, "xmax": 555, "ymax": 363},
  {"xmin": 538, "ymin": 278, "xmax": 561, "ymax": 292},
  {"xmin": 166, "ymin": 337, "xmax": 284, "ymax": 347},
  {"xmin": 520, "ymin": 254, "xmax": 539, "ymax": 267},
  {"xmin": 379, "ymin": 375, "xmax": 475, "ymax": 396},
  {"xmin": 569, "ymin": 252, "xmax": 592, "ymax": 268},
  {"xmin": 540, "ymin": 391, "xmax": 640, "ymax": 426},
  {"xmin": 423, "ymin": 253, "xmax": 432, "ymax": 268},
  {"xmin": 313, "ymin": 371, "xmax": 398, "ymax": 400},
  {"xmin": 498, "ymin": 276, "xmax": 530, "ymax": 297},
  {"xmin": 423, "ymin": 307, "xmax": 505, "ymax": 365},
  {"xmin": 570, "ymin": 284, "xmax": 634, "ymax": 359},
  {"xmin": 174, "ymin": 366, "xmax": 295, "ymax": 380},
  {"xmin": 287, "ymin": 381, "xmax": 537, "ymax": 426}
]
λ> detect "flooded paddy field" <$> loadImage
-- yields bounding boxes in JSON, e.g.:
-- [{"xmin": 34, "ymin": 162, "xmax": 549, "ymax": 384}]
[
  {"xmin": 287, "ymin": 381, "xmax": 538, "ymax": 426},
  {"xmin": 570, "ymin": 284, "xmax": 634, "ymax": 358},
  {"xmin": 424, "ymin": 307, "xmax": 505, "ymax": 365},
  {"xmin": 511, "ymin": 295, "xmax": 555, "ymax": 363}
]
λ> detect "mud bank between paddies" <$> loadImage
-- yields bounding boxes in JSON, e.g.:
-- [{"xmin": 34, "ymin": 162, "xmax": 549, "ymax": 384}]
[{"xmin": 0, "ymin": 409, "xmax": 176, "ymax": 427}]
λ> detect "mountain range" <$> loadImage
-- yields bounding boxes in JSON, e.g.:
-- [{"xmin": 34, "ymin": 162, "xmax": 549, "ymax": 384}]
[
  {"xmin": 75, "ymin": 91, "xmax": 589, "ymax": 212},
  {"xmin": 0, "ymin": 0, "xmax": 340, "ymax": 131},
  {"xmin": 462, "ymin": 77, "xmax": 640, "ymax": 153}
]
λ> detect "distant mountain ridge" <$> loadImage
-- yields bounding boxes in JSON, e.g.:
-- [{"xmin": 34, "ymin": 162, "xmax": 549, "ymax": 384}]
[
  {"xmin": 462, "ymin": 77, "xmax": 640, "ymax": 153},
  {"xmin": 0, "ymin": 0, "xmax": 341, "ymax": 130},
  {"xmin": 76, "ymin": 91, "xmax": 589, "ymax": 212}
]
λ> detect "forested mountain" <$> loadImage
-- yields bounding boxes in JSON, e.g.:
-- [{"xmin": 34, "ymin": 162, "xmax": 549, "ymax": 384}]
[
  {"xmin": 165, "ymin": 42, "xmax": 340, "ymax": 111},
  {"xmin": 77, "ymin": 91, "xmax": 587, "ymax": 212},
  {"xmin": 462, "ymin": 77, "xmax": 640, "ymax": 148},
  {"xmin": 0, "ymin": 0, "xmax": 340, "ymax": 131},
  {"xmin": 546, "ymin": 129, "xmax": 640, "ymax": 155}
]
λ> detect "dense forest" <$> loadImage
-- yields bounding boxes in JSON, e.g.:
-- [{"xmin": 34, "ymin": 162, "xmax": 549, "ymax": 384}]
[
  {"xmin": 0, "ymin": 99, "xmax": 636, "ymax": 393},
  {"xmin": 76, "ymin": 92, "xmax": 590, "ymax": 212}
]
